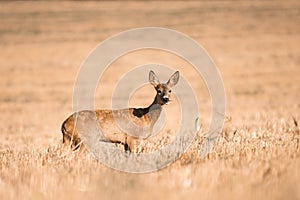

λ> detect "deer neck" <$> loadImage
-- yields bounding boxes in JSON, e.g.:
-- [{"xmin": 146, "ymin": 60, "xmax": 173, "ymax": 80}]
[
  {"xmin": 148, "ymin": 95, "xmax": 163, "ymax": 110},
  {"xmin": 146, "ymin": 96, "xmax": 163, "ymax": 124},
  {"xmin": 132, "ymin": 95, "xmax": 163, "ymax": 125}
]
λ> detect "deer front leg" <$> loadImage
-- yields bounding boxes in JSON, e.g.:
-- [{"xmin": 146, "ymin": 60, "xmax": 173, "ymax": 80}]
[{"xmin": 126, "ymin": 136, "xmax": 143, "ymax": 153}]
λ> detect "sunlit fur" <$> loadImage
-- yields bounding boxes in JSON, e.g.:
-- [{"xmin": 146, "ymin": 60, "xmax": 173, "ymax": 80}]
[{"xmin": 61, "ymin": 70, "xmax": 179, "ymax": 153}]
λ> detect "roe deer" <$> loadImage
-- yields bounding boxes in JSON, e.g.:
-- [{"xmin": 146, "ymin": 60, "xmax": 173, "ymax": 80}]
[{"xmin": 61, "ymin": 70, "xmax": 179, "ymax": 153}]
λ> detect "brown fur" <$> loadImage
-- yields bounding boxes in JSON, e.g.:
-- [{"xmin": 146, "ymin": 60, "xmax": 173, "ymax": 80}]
[{"xmin": 61, "ymin": 70, "xmax": 179, "ymax": 153}]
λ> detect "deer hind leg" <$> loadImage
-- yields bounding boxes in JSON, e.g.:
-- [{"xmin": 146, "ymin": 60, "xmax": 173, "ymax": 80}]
[
  {"xmin": 61, "ymin": 119, "xmax": 71, "ymax": 146},
  {"xmin": 61, "ymin": 117, "xmax": 82, "ymax": 151},
  {"xmin": 62, "ymin": 130, "xmax": 82, "ymax": 151}
]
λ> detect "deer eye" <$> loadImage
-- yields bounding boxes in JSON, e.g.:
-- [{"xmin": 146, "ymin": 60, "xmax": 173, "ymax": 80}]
[
  {"xmin": 157, "ymin": 90, "xmax": 162, "ymax": 94},
  {"xmin": 169, "ymin": 90, "xmax": 171, "ymax": 93}
]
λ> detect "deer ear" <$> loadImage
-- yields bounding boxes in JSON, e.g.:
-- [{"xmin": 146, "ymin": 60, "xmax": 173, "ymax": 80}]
[
  {"xmin": 167, "ymin": 71, "xmax": 179, "ymax": 87},
  {"xmin": 149, "ymin": 70, "xmax": 160, "ymax": 86}
]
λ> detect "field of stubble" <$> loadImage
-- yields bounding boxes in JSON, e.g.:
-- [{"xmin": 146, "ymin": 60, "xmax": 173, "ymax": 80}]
[{"xmin": 0, "ymin": 1, "xmax": 299, "ymax": 200}]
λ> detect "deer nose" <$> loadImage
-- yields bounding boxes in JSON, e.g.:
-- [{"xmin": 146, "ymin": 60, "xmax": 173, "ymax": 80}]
[{"xmin": 163, "ymin": 96, "xmax": 169, "ymax": 103}]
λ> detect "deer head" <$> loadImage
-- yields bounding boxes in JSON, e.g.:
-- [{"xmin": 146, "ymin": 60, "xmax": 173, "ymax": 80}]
[{"xmin": 149, "ymin": 70, "xmax": 179, "ymax": 106}]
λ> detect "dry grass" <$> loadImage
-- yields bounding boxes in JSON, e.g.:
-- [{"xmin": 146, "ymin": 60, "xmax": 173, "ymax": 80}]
[
  {"xmin": 1, "ymin": 116, "xmax": 299, "ymax": 200},
  {"xmin": 0, "ymin": 1, "xmax": 299, "ymax": 200}
]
